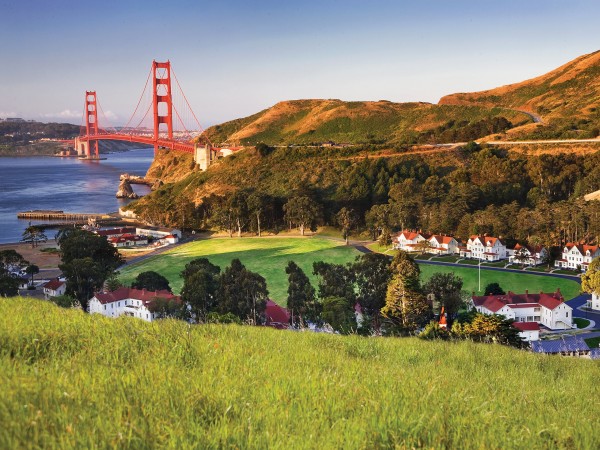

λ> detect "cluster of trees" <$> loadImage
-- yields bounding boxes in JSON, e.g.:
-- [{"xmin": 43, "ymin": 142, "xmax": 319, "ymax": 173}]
[
  {"xmin": 0, "ymin": 121, "xmax": 79, "ymax": 144},
  {"xmin": 0, "ymin": 250, "xmax": 40, "ymax": 297},
  {"xmin": 134, "ymin": 144, "xmax": 600, "ymax": 254},
  {"xmin": 416, "ymin": 117, "xmax": 514, "ymax": 144}
]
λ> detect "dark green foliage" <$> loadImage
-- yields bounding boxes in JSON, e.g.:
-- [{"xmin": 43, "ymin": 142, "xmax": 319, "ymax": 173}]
[
  {"xmin": 423, "ymin": 272, "xmax": 464, "ymax": 325},
  {"xmin": 285, "ymin": 261, "xmax": 315, "ymax": 327},
  {"xmin": 50, "ymin": 294, "xmax": 77, "ymax": 308},
  {"xmin": 312, "ymin": 261, "xmax": 355, "ymax": 303},
  {"xmin": 180, "ymin": 258, "xmax": 221, "ymax": 323},
  {"xmin": 25, "ymin": 264, "xmax": 39, "ymax": 286},
  {"xmin": 284, "ymin": 195, "xmax": 322, "ymax": 235},
  {"xmin": 57, "ymin": 229, "xmax": 123, "ymax": 310},
  {"xmin": 217, "ymin": 259, "xmax": 268, "ymax": 324},
  {"xmin": 484, "ymin": 282, "xmax": 506, "ymax": 296},
  {"xmin": 21, "ymin": 226, "xmax": 47, "ymax": 248},
  {"xmin": 321, "ymin": 296, "xmax": 356, "ymax": 334},
  {"xmin": 0, "ymin": 250, "xmax": 28, "ymax": 297},
  {"xmin": 452, "ymin": 311, "xmax": 525, "ymax": 348},
  {"xmin": 353, "ymin": 253, "xmax": 391, "ymax": 331},
  {"xmin": 131, "ymin": 271, "xmax": 171, "ymax": 292},
  {"xmin": 147, "ymin": 297, "xmax": 184, "ymax": 319}
]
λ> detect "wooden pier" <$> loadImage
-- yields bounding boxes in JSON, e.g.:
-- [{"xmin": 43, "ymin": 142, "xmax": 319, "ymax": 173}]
[{"xmin": 17, "ymin": 210, "xmax": 108, "ymax": 221}]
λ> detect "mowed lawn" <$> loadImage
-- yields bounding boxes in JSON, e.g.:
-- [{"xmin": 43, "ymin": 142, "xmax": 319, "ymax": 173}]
[
  {"xmin": 119, "ymin": 237, "xmax": 361, "ymax": 304},
  {"xmin": 419, "ymin": 263, "xmax": 581, "ymax": 300}
]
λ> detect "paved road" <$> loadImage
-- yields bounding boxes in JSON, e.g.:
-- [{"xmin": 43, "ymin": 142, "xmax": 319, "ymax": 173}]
[
  {"xmin": 415, "ymin": 259, "xmax": 581, "ymax": 282},
  {"xmin": 566, "ymin": 294, "xmax": 600, "ymax": 323}
]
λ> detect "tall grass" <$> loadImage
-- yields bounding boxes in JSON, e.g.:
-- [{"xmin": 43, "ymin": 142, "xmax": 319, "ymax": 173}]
[{"xmin": 1, "ymin": 298, "xmax": 599, "ymax": 449}]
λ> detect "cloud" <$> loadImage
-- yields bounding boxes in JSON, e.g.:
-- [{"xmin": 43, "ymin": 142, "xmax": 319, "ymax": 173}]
[
  {"xmin": 43, "ymin": 109, "xmax": 82, "ymax": 119},
  {"xmin": 0, "ymin": 111, "xmax": 18, "ymax": 118}
]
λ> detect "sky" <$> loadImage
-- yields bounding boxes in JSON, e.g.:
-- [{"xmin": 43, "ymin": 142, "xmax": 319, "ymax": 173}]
[{"xmin": 1, "ymin": 0, "xmax": 599, "ymax": 128}]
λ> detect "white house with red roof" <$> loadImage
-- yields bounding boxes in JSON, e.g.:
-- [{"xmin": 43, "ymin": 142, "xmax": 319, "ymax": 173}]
[
  {"xmin": 89, "ymin": 287, "xmax": 180, "ymax": 322},
  {"xmin": 588, "ymin": 292, "xmax": 600, "ymax": 311},
  {"xmin": 393, "ymin": 230, "xmax": 429, "ymax": 252},
  {"xmin": 461, "ymin": 235, "xmax": 507, "ymax": 261},
  {"xmin": 94, "ymin": 227, "xmax": 137, "ymax": 239},
  {"xmin": 508, "ymin": 243, "xmax": 548, "ymax": 266},
  {"xmin": 108, "ymin": 234, "xmax": 149, "ymax": 248},
  {"xmin": 265, "ymin": 300, "xmax": 290, "ymax": 329},
  {"xmin": 554, "ymin": 243, "xmax": 600, "ymax": 272},
  {"xmin": 512, "ymin": 322, "xmax": 540, "ymax": 342},
  {"xmin": 471, "ymin": 289, "xmax": 572, "ymax": 333},
  {"xmin": 42, "ymin": 279, "xmax": 66, "ymax": 299},
  {"xmin": 427, "ymin": 235, "xmax": 459, "ymax": 255}
]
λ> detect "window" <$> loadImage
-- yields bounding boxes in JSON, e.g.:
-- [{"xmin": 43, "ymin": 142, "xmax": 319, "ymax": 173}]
[
  {"xmin": 566, "ymin": 312, "xmax": 569, "ymax": 317},
  {"xmin": 104, "ymin": 305, "xmax": 106, "ymax": 310}
]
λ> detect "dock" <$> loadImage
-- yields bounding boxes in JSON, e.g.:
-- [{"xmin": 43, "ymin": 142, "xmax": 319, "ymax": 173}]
[{"xmin": 17, "ymin": 210, "xmax": 108, "ymax": 221}]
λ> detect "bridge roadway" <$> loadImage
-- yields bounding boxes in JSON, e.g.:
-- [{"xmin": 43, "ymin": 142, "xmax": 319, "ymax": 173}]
[{"xmin": 78, "ymin": 133, "xmax": 195, "ymax": 153}]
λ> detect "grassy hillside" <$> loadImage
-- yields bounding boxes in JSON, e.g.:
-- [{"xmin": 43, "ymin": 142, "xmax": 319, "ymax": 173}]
[
  {"xmin": 440, "ymin": 50, "xmax": 600, "ymax": 138},
  {"xmin": 1, "ymin": 298, "xmax": 599, "ymax": 449},
  {"xmin": 204, "ymin": 99, "xmax": 530, "ymax": 145},
  {"xmin": 119, "ymin": 237, "xmax": 361, "ymax": 303}
]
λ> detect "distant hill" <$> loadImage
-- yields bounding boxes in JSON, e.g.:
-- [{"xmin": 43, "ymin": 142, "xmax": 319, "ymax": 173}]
[
  {"xmin": 204, "ymin": 99, "xmax": 530, "ymax": 146},
  {"xmin": 440, "ymin": 50, "xmax": 600, "ymax": 139}
]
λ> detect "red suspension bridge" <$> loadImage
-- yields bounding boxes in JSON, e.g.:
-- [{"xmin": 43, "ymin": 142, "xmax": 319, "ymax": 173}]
[{"xmin": 72, "ymin": 60, "xmax": 231, "ymax": 168}]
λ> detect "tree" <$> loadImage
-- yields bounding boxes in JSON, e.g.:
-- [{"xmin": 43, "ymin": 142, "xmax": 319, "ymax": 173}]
[
  {"xmin": 21, "ymin": 226, "xmax": 48, "ymax": 248},
  {"xmin": 50, "ymin": 294, "xmax": 78, "ymax": 308},
  {"xmin": 353, "ymin": 253, "xmax": 392, "ymax": 332},
  {"xmin": 25, "ymin": 226, "xmax": 47, "ymax": 247},
  {"xmin": 378, "ymin": 229, "xmax": 392, "ymax": 248},
  {"xmin": 105, "ymin": 273, "xmax": 123, "ymax": 292},
  {"xmin": 181, "ymin": 269, "xmax": 220, "ymax": 323},
  {"xmin": 414, "ymin": 239, "xmax": 433, "ymax": 255},
  {"xmin": 423, "ymin": 272, "xmax": 464, "ymax": 326},
  {"xmin": 24, "ymin": 264, "xmax": 39, "ymax": 286},
  {"xmin": 147, "ymin": 297, "xmax": 184, "ymax": 319},
  {"xmin": 217, "ymin": 259, "xmax": 268, "ymax": 324},
  {"xmin": 336, "ymin": 207, "xmax": 357, "ymax": 245},
  {"xmin": 582, "ymin": 257, "xmax": 600, "ymax": 295},
  {"xmin": 58, "ymin": 229, "xmax": 123, "ymax": 310},
  {"xmin": 452, "ymin": 312, "xmax": 525, "ymax": 348},
  {"xmin": 312, "ymin": 261, "xmax": 355, "ymax": 303},
  {"xmin": 365, "ymin": 204, "xmax": 392, "ymax": 240},
  {"xmin": 484, "ymin": 282, "xmax": 505, "ymax": 296},
  {"xmin": 284, "ymin": 196, "xmax": 321, "ymax": 236},
  {"xmin": 285, "ymin": 261, "xmax": 315, "ymax": 327},
  {"xmin": 0, "ymin": 249, "xmax": 28, "ymax": 297},
  {"xmin": 512, "ymin": 247, "xmax": 530, "ymax": 267},
  {"xmin": 381, "ymin": 251, "xmax": 431, "ymax": 333},
  {"xmin": 131, "ymin": 271, "xmax": 171, "ymax": 292},
  {"xmin": 247, "ymin": 191, "xmax": 269, "ymax": 237},
  {"xmin": 321, "ymin": 296, "xmax": 356, "ymax": 334}
]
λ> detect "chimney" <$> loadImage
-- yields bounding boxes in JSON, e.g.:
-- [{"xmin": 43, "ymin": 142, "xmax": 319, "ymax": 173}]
[{"xmin": 525, "ymin": 289, "xmax": 528, "ymax": 295}]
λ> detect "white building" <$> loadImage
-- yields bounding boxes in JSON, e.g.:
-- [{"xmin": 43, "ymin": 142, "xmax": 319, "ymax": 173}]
[
  {"xmin": 108, "ymin": 234, "xmax": 149, "ymax": 248},
  {"xmin": 428, "ymin": 235, "xmax": 459, "ymax": 255},
  {"xmin": 42, "ymin": 279, "xmax": 66, "ymax": 299},
  {"xmin": 512, "ymin": 322, "xmax": 541, "ymax": 342},
  {"xmin": 588, "ymin": 292, "xmax": 600, "ymax": 311},
  {"xmin": 461, "ymin": 235, "xmax": 507, "ymax": 261},
  {"xmin": 393, "ymin": 231, "xmax": 429, "ymax": 252},
  {"xmin": 136, "ymin": 227, "xmax": 182, "ymax": 240},
  {"xmin": 89, "ymin": 287, "xmax": 180, "ymax": 322},
  {"xmin": 508, "ymin": 244, "xmax": 548, "ymax": 266},
  {"xmin": 554, "ymin": 243, "xmax": 600, "ymax": 272},
  {"xmin": 472, "ymin": 289, "xmax": 573, "ymax": 334}
]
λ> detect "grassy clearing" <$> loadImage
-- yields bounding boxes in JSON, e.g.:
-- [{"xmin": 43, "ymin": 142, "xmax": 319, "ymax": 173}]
[
  {"xmin": 418, "ymin": 264, "xmax": 581, "ymax": 300},
  {"xmin": 1, "ymin": 298, "xmax": 599, "ymax": 449},
  {"xmin": 119, "ymin": 237, "xmax": 360, "ymax": 304},
  {"xmin": 585, "ymin": 337, "xmax": 600, "ymax": 349},
  {"xmin": 574, "ymin": 318, "xmax": 591, "ymax": 329}
]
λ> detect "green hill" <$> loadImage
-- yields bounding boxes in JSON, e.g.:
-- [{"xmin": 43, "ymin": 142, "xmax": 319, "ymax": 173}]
[
  {"xmin": 440, "ymin": 50, "xmax": 600, "ymax": 139},
  {"xmin": 1, "ymin": 298, "xmax": 599, "ymax": 449},
  {"xmin": 204, "ymin": 99, "xmax": 530, "ymax": 146}
]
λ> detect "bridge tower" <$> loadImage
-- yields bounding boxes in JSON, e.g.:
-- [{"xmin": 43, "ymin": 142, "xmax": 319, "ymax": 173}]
[
  {"xmin": 152, "ymin": 60, "xmax": 173, "ymax": 154},
  {"xmin": 84, "ymin": 91, "xmax": 99, "ymax": 158}
]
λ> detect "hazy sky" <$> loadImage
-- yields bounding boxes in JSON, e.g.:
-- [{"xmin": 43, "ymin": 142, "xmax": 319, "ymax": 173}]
[{"xmin": 1, "ymin": 0, "xmax": 598, "ymax": 127}]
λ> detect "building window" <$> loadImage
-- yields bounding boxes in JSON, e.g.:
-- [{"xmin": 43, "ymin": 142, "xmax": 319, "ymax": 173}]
[{"xmin": 104, "ymin": 305, "xmax": 106, "ymax": 310}]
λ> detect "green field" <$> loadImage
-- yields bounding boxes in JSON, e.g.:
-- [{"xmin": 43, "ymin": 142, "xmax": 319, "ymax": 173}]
[
  {"xmin": 119, "ymin": 237, "xmax": 361, "ymax": 304},
  {"xmin": 419, "ymin": 263, "xmax": 581, "ymax": 300},
  {"xmin": 1, "ymin": 298, "xmax": 599, "ymax": 449}
]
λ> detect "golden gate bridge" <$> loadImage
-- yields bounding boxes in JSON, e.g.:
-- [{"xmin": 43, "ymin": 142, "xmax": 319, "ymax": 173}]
[{"xmin": 71, "ymin": 60, "xmax": 238, "ymax": 169}]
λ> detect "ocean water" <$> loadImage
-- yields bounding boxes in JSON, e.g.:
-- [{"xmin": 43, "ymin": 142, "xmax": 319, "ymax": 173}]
[{"xmin": 0, "ymin": 148, "xmax": 154, "ymax": 243}]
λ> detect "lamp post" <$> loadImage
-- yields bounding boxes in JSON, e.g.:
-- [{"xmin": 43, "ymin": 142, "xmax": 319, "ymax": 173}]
[{"xmin": 478, "ymin": 259, "xmax": 481, "ymax": 293}]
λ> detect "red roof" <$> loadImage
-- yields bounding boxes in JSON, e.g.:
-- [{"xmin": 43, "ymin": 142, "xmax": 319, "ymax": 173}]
[
  {"xmin": 565, "ymin": 243, "xmax": 600, "ymax": 255},
  {"xmin": 96, "ymin": 227, "xmax": 136, "ymax": 237},
  {"xmin": 430, "ymin": 235, "xmax": 455, "ymax": 245},
  {"xmin": 43, "ymin": 279, "xmax": 65, "ymax": 291},
  {"xmin": 265, "ymin": 300, "xmax": 290, "ymax": 324},
  {"xmin": 94, "ymin": 287, "xmax": 178, "ymax": 305},
  {"xmin": 513, "ymin": 322, "xmax": 540, "ymax": 331},
  {"xmin": 473, "ymin": 290, "xmax": 565, "ymax": 312}
]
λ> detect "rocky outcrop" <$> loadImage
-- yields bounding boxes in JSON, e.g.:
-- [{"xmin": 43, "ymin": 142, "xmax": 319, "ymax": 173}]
[{"xmin": 116, "ymin": 178, "xmax": 139, "ymax": 199}]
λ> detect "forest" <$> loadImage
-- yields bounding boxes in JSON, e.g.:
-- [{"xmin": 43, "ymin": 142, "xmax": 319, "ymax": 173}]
[{"xmin": 129, "ymin": 143, "xmax": 600, "ymax": 253}]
